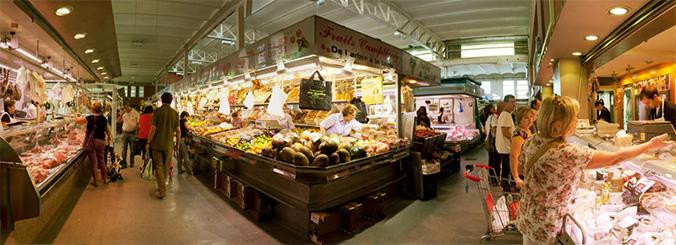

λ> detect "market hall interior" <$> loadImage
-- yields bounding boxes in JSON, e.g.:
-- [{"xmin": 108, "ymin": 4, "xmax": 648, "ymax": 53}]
[{"xmin": 1, "ymin": 0, "xmax": 675, "ymax": 244}]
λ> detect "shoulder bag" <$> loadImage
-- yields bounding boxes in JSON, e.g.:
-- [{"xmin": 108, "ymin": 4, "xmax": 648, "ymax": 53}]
[{"xmin": 83, "ymin": 116, "xmax": 98, "ymax": 152}]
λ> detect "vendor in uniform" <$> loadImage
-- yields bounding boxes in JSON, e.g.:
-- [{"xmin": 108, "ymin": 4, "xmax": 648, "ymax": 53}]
[
  {"xmin": 594, "ymin": 99, "xmax": 612, "ymax": 123},
  {"xmin": 639, "ymin": 85, "xmax": 676, "ymax": 129},
  {"xmin": 1, "ymin": 99, "xmax": 16, "ymax": 127},
  {"xmin": 320, "ymin": 104, "xmax": 362, "ymax": 137}
]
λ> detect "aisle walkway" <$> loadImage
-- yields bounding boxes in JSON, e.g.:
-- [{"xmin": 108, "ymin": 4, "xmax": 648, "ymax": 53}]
[{"xmin": 50, "ymin": 147, "xmax": 522, "ymax": 244}]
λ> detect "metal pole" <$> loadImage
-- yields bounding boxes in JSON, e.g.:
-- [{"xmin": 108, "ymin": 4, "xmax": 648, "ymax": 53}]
[{"xmin": 237, "ymin": 3, "xmax": 245, "ymax": 49}]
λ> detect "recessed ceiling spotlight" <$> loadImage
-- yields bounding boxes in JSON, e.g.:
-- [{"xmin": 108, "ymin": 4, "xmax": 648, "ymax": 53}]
[
  {"xmin": 101, "ymin": 72, "xmax": 107, "ymax": 75},
  {"xmin": 409, "ymin": 80, "xmax": 417, "ymax": 84},
  {"xmin": 572, "ymin": 52, "xmax": 582, "ymax": 56},
  {"xmin": 96, "ymin": 66, "xmax": 104, "ymax": 70},
  {"xmin": 585, "ymin": 35, "xmax": 598, "ymax": 41},
  {"xmin": 104, "ymin": 76, "xmax": 109, "ymax": 79},
  {"xmin": 55, "ymin": 6, "xmax": 73, "ymax": 16},
  {"xmin": 92, "ymin": 59, "xmax": 100, "ymax": 63},
  {"xmin": 550, "ymin": 59, "xmax": 555, "ymax": 62},
  {"xmin": 85, "ymin": 49, "xmax": 94, "ymax": 54},
  {"xmin": 74, "ymin": 33, "xmax": 87, "ymax": 39},
  {"xmin": 609, "ymin": 6, "xmax": 629, "ymax": 16}
]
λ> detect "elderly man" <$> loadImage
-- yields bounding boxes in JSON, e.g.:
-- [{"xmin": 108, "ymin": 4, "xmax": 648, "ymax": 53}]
[{"xmin": 119, "ymin": 104, "xmax": 140, "ymax": 168}]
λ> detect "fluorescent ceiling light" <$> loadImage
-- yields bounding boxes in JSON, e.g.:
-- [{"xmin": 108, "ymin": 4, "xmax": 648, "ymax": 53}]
[
  {"xmin": 461, "ymin": 42, "xmax": 515, "ymax": 58},
  {"xmin": 585, "ymin": 35, "xmax": 598, "ymax": 41},
  {"xmin": 609, "ymin": 6, "xmax": 629, "ymax": 16},
  {"xmin": 92, "ymin": 59, "xmax": 100, "ymax": 63},
  {"xmin": 220, "ymin": 38, "xmax": 236, "ymax": 45},
  {"xmin": 16, "ymin": 48, "xmax": 42, "ymax": 63},
  {"xmin": 85, "ymin": 49, "xmax": 94, "ymax": 54},
  {"xmin": 55, "ymin": 6, "xmax": 73, "ymax": 16},
  {"xmin": 572, "ymin": 52, "xmax": 582, "ymax": 56}
]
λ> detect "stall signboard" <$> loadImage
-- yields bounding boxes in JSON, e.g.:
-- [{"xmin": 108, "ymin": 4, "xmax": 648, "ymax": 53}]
[
  {"xmin": 401, "ymin": 52, "xmax": 441, "ymax": 84},
  {"xmin": 314, "ymin": 17, "xmax": 401, "ymax": 72},
  {"xmin": 299, "ymin": 71, "xmax": 332, "ymax": 110},
  {"xmin": 173, "ymin": 15, "xmax": 441, "ymax": 92},
  {"xmin": 361, "ymin": 76, "xmax": 384, "ymax": 105}
]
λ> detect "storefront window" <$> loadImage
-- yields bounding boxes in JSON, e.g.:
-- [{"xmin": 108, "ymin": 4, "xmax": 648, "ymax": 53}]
[
  {"xmin": 130, "ymin": 86, "xmax": 137, "ymax": 98},
  {"xmin": 139, "ymin": 86, "xmax": 144, "ymax": 98},
  {"xmin": 516, "ymin": 80, "xmax": 529, "ymax": 99},
  {"xmin": 503, "ymin": 80, "xmax": 515, "ymax": 97}
]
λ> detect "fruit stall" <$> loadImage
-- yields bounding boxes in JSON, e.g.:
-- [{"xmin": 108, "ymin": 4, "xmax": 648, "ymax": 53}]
[
  {"xmin": 0, "ymin": 118, "xmax": 91, "ymax": 242},
  {"xmin": 413, "ymin": 77, "xmax": 483, "ymax": 153},
  {"xmin": 169, "ymin": 16, "xmax": 440, "ymax": 241}
]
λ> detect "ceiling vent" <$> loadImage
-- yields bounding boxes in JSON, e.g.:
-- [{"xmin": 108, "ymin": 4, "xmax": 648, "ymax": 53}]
[{"xmin": 132, "ymin": 40, "xmax": 143, "ymax": 48}]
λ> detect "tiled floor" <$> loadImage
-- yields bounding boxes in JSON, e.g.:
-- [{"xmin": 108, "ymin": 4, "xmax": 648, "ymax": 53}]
[{"xmin": 40, "ymin": 144, "xmax": 522, "ymax": 244}]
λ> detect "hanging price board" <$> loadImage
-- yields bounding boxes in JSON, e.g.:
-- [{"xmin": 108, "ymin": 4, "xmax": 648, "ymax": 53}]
[{"xmin": 361, "ymin": 76, "xmax": 384, "ymax": 105}]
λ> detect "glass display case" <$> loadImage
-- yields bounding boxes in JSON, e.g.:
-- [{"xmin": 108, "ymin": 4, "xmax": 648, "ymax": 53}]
[
  {"xmin": 0, "ymin": 118, "xmax": 88, "ymax": 235},
  {"xmin": 565, "ymin": 135, "xmax": 676, "ymax": 244},
  {"xmin": 413, "ymin": 77, "xmax": 483, "ymax": 150}
]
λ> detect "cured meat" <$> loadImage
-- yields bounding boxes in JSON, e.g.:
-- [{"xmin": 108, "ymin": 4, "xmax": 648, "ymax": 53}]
[{"xmin": 54, "ymin": 152, "xmax": 67, "ymax": 162}]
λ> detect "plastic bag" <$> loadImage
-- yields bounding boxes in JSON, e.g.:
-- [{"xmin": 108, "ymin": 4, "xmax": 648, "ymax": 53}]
[
  {"xmin": 219, "ymin": 88, "xmax": 231, "ymax": 115},
  {"xmin": 266, "ymin": 86, "xmax": 287, "ymax": 118},
  {"xmin": 141, "ymin": 156, "xmax": 154, "ymax": 180},
  {"xmin": 491, "ymin": 196, "xmax": 510, "ymax": 231},
  {"xmin": 243, "ymin": 91, "xmax": 255, "ymax": 109}
]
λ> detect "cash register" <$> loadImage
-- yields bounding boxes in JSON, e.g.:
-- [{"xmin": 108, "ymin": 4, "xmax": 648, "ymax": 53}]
[{"xmin": 627, "ymin": 120, "xmax": 676, "ymax": 142}]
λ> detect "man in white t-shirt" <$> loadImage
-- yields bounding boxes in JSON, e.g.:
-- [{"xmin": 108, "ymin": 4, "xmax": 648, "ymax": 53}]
[
  {"xmin": 496, "ymin": 95, "xmax": 516, "ymax": 180},
  {"xmin": 120, "ymin": 105, "xmax": 140, "ymax": 168}
]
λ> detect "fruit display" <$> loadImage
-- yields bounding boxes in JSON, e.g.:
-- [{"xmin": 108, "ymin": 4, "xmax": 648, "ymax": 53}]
[
  {"xmin": 415, "ymin": 125, "xmax": 439, "ymax": 138},
  {"xmin": 286, "ymin": 87, "xmax": 300, "ymax": 103},
  {"xmin": 19, "ymin": 128, "xmax": 85, "ymax": 184},
  {"xmin": 192, "ymin": 122, "xmax": 234, "ymax": 136}
]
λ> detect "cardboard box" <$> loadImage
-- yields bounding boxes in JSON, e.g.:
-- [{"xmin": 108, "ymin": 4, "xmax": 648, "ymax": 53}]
[
  {"xmin": 235, "ymin": 184, "xmax": 254, "ymax": 210},
  {"xmin": 340, "ymin": 202, "xmax": 366, "ymax": 235},
  {"xmin": 247, "ymin": 191, "xmax": 274, "ymax": 222},
  {"xmin": 362, "ymin": 192, "xmax": 386, "ymax": 221},
  {"xmin": 309, "ymin": 210, "xmax": 341, "ymax": 237}
]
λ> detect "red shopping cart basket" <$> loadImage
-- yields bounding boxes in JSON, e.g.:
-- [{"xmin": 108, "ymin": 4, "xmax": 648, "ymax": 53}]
[{"xmin": 463, "ymin": 164, "xmax": 521, "ymax": 241}]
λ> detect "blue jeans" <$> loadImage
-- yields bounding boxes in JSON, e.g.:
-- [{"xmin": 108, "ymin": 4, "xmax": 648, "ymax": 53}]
[{"xmin": 120, "ymin": 130, "xmax": 136, "ymax": 166}]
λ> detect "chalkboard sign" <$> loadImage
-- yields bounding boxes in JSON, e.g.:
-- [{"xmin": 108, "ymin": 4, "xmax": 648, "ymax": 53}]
[{"xmin": 299, "ymin": 71, "xmax": 332, "ymax": 110}]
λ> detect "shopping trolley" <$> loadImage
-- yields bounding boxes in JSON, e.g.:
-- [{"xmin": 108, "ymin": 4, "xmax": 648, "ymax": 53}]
[{"xmin": 463, "ymin": 164, "xmax": 521, "ymax": 241}]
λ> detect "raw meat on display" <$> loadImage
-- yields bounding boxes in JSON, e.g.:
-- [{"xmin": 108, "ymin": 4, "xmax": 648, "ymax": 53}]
[{"xmin": 19, "ymin": 128, "xmax": 85, "ymax": 184}]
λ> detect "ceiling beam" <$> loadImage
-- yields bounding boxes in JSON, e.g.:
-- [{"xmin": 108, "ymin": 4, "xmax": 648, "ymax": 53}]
[
  {"xmin": 151, "ymin": 0, "xmax": 242, "ymax": 84},
  {"xmin": 329, "ymin": 0, "xmax": 446, "ymax": 58}
]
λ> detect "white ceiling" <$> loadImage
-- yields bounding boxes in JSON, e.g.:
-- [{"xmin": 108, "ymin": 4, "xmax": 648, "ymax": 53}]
[
  {"xmin": 111, "ymin": 0, "xmax": 227, "ymax": 83},
  {"xmin": 596, "ymin": 26, "xmax": 676, "ymax": 77},
  {"xmin": 535, "ymin": 0, "xmax": 650, "ymax": 84},
  {"xmin": 110, "ymin": 0, "xmax": 531, "ymax": 84}
]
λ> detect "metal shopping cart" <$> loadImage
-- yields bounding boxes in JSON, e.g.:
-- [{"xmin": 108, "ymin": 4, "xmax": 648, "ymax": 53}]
[{"xmin": 463, "ymin": 164, "xmax": 521, "ymax": 241}]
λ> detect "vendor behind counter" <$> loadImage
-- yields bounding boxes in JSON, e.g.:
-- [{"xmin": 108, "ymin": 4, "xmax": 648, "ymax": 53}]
[{"xmin": 639, "ymin": 86, "xmax": 676, "ymax": 130}]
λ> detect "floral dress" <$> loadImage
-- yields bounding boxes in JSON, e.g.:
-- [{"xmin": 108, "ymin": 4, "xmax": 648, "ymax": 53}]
[{"xmin": 516, "ymin": 134, "xmax": 593, "ymax": 244}]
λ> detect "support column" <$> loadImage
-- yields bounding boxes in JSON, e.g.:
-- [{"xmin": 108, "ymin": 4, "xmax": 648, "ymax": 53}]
[
  {"xmin": 553, "ymin": 58, "xmax": 591, "ymax": 119},
  {"xmin": 237, "ymin": 4, "xmax": 245, "ymax": 49}
]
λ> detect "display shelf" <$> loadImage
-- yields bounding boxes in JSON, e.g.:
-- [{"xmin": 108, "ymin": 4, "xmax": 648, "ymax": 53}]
[
  {"xmin": 294, "ymin": 123, "xmax": 320, "ymax": 128},
  {"xmin": 0, "ymin": 118, "xmax": 75, "ymax": 139}
]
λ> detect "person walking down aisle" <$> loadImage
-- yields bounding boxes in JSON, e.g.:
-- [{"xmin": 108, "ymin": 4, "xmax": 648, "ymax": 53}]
[
  {"xmin": 517, "ymin": 96, "xmax": 671, "ymax": 244},
  {"xmin": 119, "ymin": 104, "xmax": 140, "ymax": 168},
  {"xmin": 178, "ymin": 111, "xmax": 192, "ymax": 174},
  {"xmin": 496, "ymin": 95, "xmax": 516, "ymax": 182},
  {"xmin": 76, "ymin": 101, "xmax": 112, "ymax": 187},
  {"xmin": 146, "ymin": 93, "xmax": 181, "ymax": 199},
  {"xmin": 137, "ymin": 105, "xmax": 154, "ymax": 160},
  {"xmin": 509, "ymin": 107, "xmax": 536, "ymax": 189}
]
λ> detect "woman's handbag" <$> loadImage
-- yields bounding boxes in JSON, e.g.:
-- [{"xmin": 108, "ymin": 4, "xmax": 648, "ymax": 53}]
[{"xmin": 82, "ymin": 116, "xmax": 98, "ymax": 152}]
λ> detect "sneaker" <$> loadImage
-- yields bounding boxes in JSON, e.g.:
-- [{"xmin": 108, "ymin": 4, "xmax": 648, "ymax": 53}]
[{"xmin": 154, "ymin": 191, "xmax": 166, "ymax": 199}]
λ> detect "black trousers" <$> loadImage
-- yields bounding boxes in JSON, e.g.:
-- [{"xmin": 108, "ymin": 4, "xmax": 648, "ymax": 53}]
[{"xmin": 498, "ymin": 153, "xmax": 516, "ymax": 192}]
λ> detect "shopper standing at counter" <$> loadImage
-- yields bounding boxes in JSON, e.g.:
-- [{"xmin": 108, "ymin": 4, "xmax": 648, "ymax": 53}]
[
  {"xmin": 416, "ymin": 106, "xmax": 431, "ymax": 128},
  {"xmin": 76, "ymin": 101, "xmax": 112, "ymax": 187},
  {"xmin": 320, "ymin": 104, "xmax": 363, "ymax": 137},
  {"xmin": 517, "ymin": 95, "xmax": 671, "ymax": 245},
  {"xmin": 496, "ymin": 95, "xmax": 516, "ymax": 181},
  {"xmin": 277, "ymin": 105, "xmax": 295, "ymax": 130},
  {"xmin": 178, "ymin": 111, "xmax": 192, "ymax": 174},
  {"xmin": 529, "ymin": 98, "xmax": 541, "ymax": 133},
  {"xmin": 146, "ymin": 93, "xmax": 181, "ymax": 199},
  {"xmin": 509, "ymin": 107, "xmax": 536, "ymax": 189},
  {"xmin": 639, "ymin": 85, "xmax": 676, "ymax": 129},
  {"xmin": 1, "ymin": 99, "xmax": 16, "ymax": 127}
]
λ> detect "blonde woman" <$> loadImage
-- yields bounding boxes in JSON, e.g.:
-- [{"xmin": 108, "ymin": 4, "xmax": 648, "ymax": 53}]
[
  {"xmin": 517, "ymin": 95, "xmax": 670, "ymax": 244},
  {"xmin": 76, "ymin": 101, "xmax": 112, "ymax": 186},
  {"xmin": 509, "ymin": 107, "xmax": 537, "ymax": 189}
]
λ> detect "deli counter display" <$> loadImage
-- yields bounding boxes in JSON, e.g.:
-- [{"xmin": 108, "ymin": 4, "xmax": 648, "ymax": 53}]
[
  {"xmin": 1, "ymin": 118, "xmax": 90, "ymax": 243},
  {"xmin": 565, "ymin": 134, "xmax": 676, "ymax": 244},
  {"xmin": 413, "ymin": 77, "xmax": 483, "ymax": 152}
]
